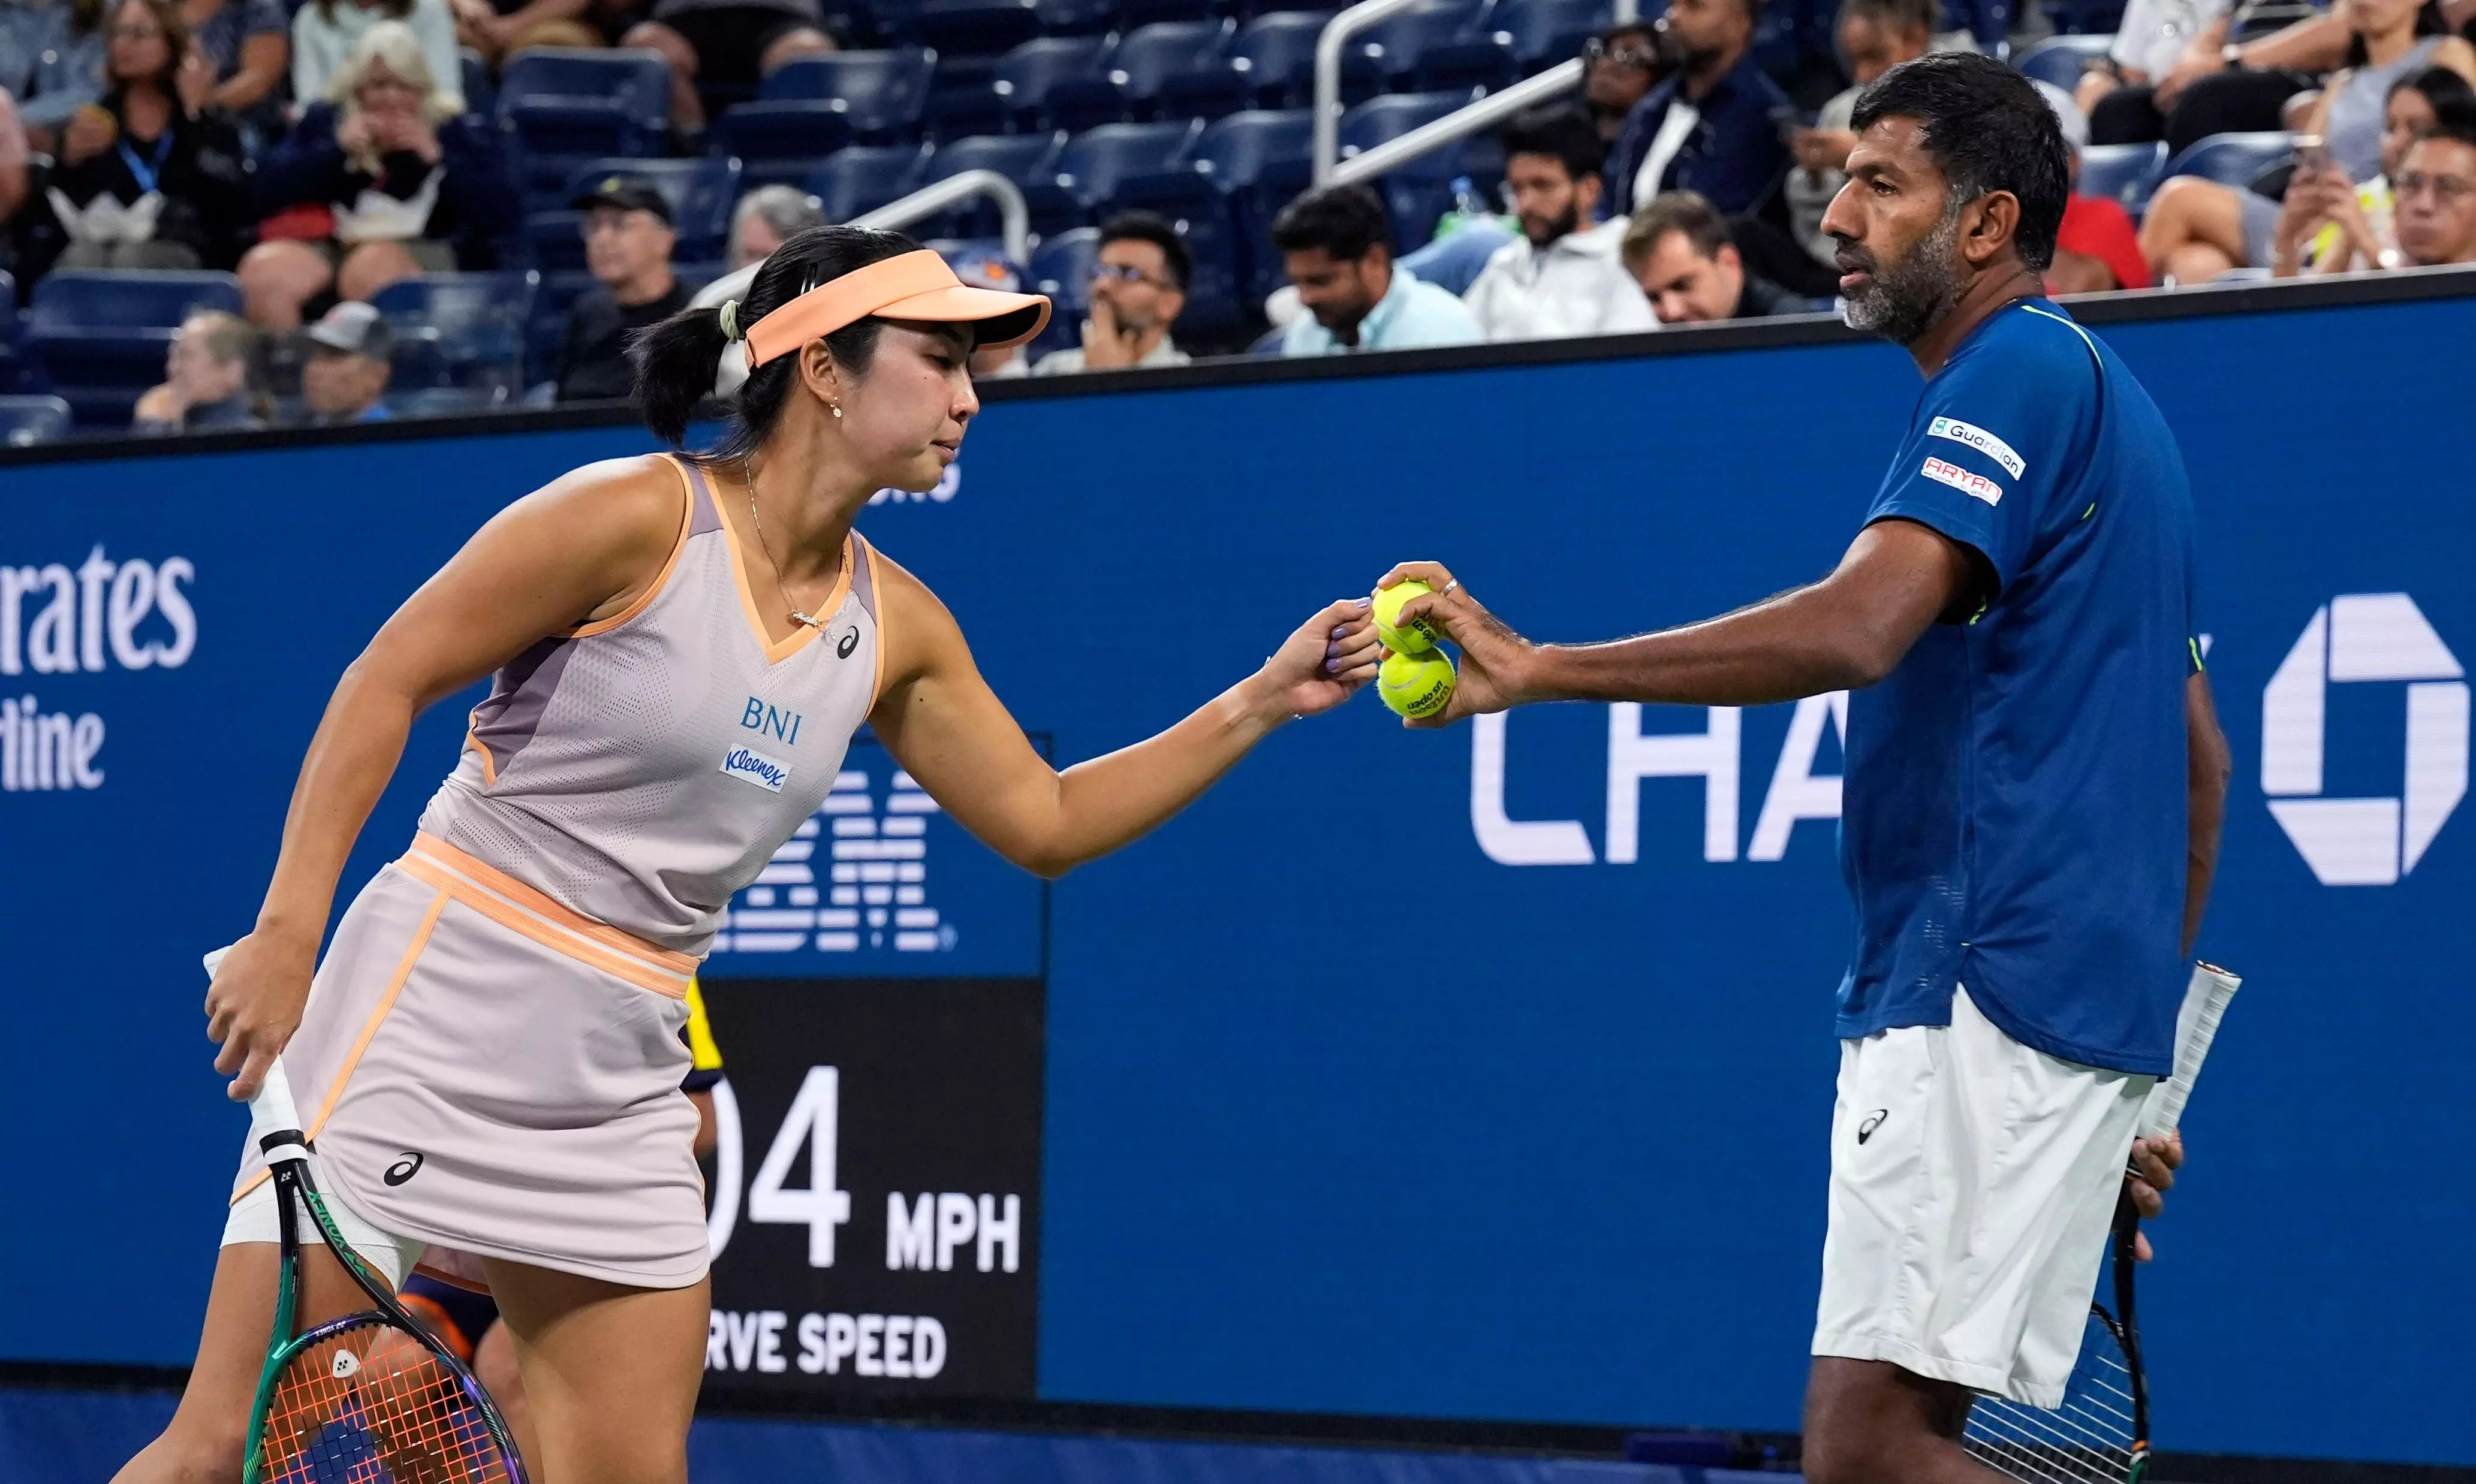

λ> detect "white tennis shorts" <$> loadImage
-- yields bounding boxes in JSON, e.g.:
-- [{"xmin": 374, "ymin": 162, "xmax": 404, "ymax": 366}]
[
  {"xmin": 1812, "ymin": 984, "xmax": 2153, "ymax": 1407},
  {"xmin": 222, "ymin": 1150, "xmax": 429, "ymax": 1292}
]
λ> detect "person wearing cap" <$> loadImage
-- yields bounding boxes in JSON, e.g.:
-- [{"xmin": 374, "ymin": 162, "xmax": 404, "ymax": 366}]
[
  {"xmin": 556, "ymin": 175, "xmax": 688, "ymax": 403},
  {"xmin": 297, "ymin": 301, "xmax": 395, "ymax": 425},
  {"xmin": 148, "ymin": 220, "xmax": 1381, "ymax": 1484}
]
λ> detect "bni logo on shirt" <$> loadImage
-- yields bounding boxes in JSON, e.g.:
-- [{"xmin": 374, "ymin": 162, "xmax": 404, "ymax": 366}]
[
  {"xmin": 1920, "ymin": 456, "xmax": 2004, "ymax": 506},
  {"xmin": 721, "ymin": 744, "xmax": 793, "ymax": 794}
]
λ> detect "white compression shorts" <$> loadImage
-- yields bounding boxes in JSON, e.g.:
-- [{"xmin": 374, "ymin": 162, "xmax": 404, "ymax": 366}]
[
  {"xmin": 222, "ymin": 1151, "xmax": 429, "ymax": 1292},
  {"xmin": 1812, "ymin": 983, "xmax": 2154, "ymax": 1408}
]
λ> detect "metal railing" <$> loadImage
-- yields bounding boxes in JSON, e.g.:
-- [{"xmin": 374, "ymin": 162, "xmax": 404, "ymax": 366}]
[
  {"xmin": 853, "ymin": 170, "xmax": 1032, "ymax": 264},
  {"xmin": 1312, "ymin": 0, "xmax": 1432, "ymax": 185}
]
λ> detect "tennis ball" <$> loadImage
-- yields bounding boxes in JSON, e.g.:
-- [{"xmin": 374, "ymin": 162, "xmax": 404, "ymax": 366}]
[
  {"xmin": 1378, "ymin": 647, "xmax": 1456, "ymax": 720},
  {"xmin": 1371, "ymin": 579, "xmax": 1439, "ymax": 654}
]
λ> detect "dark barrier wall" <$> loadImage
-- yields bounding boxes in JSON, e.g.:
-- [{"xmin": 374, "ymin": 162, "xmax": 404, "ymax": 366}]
[{"xmin": 5, "ymin": 284, "xmax": 2472, "ymax": 1467}]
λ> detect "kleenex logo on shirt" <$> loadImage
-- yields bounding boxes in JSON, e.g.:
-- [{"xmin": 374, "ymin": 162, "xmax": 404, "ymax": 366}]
[
  {"xmin": 1928, "ymin": 415, "xmax": 2026, "ymax": 478},
  {"xmin": 720, "ymin": 745, "xmax": 792, "ymax": 793}
]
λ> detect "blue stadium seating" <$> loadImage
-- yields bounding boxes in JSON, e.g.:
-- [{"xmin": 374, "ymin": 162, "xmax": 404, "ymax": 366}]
[
  {"xmin": 1221, "ymin": 11, "xmax": 1338, "ymax": 110},
  {"xmin": 2014, "ymin": 33, "xmax": 2111, "ymax": 91},
  {"xmin": 915, "ymin": 130, "xmax": 1073, "ymax": 235},
  {"xmin": 0, "ymin": 394, "xmax": 71, "ymax": 445},
  {"xmin": 523, "ymin": 209, "xmax": 587, "ymax": 271},
  {"xmin": 385, "ymin": 387, "xmax": 508, "ymax": 417},
  {"xmin": 459, "ymin": 47, "xmax": 496, "ymax": 121},
  {"xmin": 2162, "ymin": 129, "xmax": 2295, "ymax": 189},
  {"xmin": 1112, "ymin": 20, "xmax": 1234, "ymax": 118},
  {"xmin": 2078, "ymin": 140, "xmax": 2166, "ymax": 214},
  {"xmin": 1058, "ymin": 119, "xmax": 1205, "ymax": 216},
  {"xmin": 1037, "ymin": 0, "xmax": 1120, "ymax": 34},
  {"xmin": 565, "ymin": 156, "xmax": 742, "ymax": 261},
  {"xmin": 25, "ymin": 271, "xmax": 242, "ymax": 426},
  {"xmin": 1118, "ymin": 0, "xmax": 1216, "ymax": 23},
  {"xmin": 498, "ymin": 48, "xmax": 672, "ymax": 200},
  {"xmin": 1487, "ymin": 0, "xmax": 1612, "ymax": 72},
  {"xmin": 1338, "ymin": 89, "xmax": 1485, "ymax": 249},
  {"xmin": 1364, "ymin": 0, "xmax": 1510, "ymax": 93},
  {"xmin": 992, "ymin": 35, "xmax": 1123, "ymax": 132},
  {"xmin": 710, "ymin": 102, "xmax": 860, "ymax": 189},
  {"xmin": 805, "ymin": 144, "xmax": 933, "ymax": 219},
  {"xmin": 1028, "ymin": 225, "xmax": 1099, "ymax": 354},
  {"xmin": 911, "ymin": 0, "xmax": 1046, "ymax": 58},
  {"xmin": 1110, "ymin": 107, "xmax": 1312, "ymax": 307},
  {"xmin": 371, "ymin": 272, "xmax": 536, "ymax": 399},
  {"xmin": 759, "ymin": 48, "xmax": 937, "ymax": 141}
]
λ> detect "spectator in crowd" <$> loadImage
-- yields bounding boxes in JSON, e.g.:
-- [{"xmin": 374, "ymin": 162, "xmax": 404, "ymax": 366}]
[
  {"xmin": 46, "ymin": 0, "xmax": 250, "ymax": 270},
  {"xmin": 2071, "ymin": 0, "xmax": 2364, "ymax": 152},
  {"xmin": 292, "ymin": 0, "xmax": 460, "ymax": 114},
  {"xmin": 1784, "ymin": 0, "xmax": 1938, "ymax": 273},
  {"xmin": 556, "ymin": 174, "xmax": 686, "ymax": 402},
  {"xmin": 1462, "ymin": 107, "xmax": 1656, "ymax": 341},
  {"xmin": 296, "ymin": 298, "xmax": 394, "ymax": 423},
  {"xmin": 182, "ymin": 0, "xmax": 288, "ymax": 129},
  {"xmin": 2139, "ymin": 0, "xmax": 2476, "ymax": 282},
  {"xmin": 2269, "ymin": 65, "xmax": 2475, "ymax": 274},
  {"xmin": 689, "ymin": 182, "xmax": 827, "ymax": 308},
  {"xmin": 1582, "ymin": 21, "xmax": 1664, "ymax": 144},
  {"xmin": 132, "ymin": 308, "xmax": 262, "ymax": 431},
  {"xmin": 10, "ymin": 0, "xmax": 108, "ymax": 143},
  {"xmin": 0, "ymin": 90, "xmax": 30, "ymax": 228},
  {"xmin": 2387, "ymin": 115, "xmax": 2476, "ymax": 264},
  {"xmin": 1036, "ymin": 210, "xmax": 1193, "ymax": 373},
  {"xmin": 240, "ymin": 20, "xmax": 520, "ymax": 327},
  {"xmin": 1270, "ymin": 183, "xmax": 1482, "ymax": 355},
  {"xmin": 1603, "ymin": 0, "xmax": 1791, "ymax": 218},
  {"xmin": 450, "ymin": 0, "xmax": 604, "ymax": 66},
  {"xmin": 1621, "ymin": 189, "xmax": 1808, "ymax": 322},
  {"xmin": 623, "ymin": 0, "xmax": 833, "ymax": 135},
  {"xmin": 2043, "ymin": 80, "xmax": 2153, "ymax": 293}
]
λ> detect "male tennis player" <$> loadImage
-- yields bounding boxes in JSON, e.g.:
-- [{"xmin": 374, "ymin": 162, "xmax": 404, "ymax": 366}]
[{"xmin": 1382, "ymin": 53, "xmax": 2230, "ymax": 1484}]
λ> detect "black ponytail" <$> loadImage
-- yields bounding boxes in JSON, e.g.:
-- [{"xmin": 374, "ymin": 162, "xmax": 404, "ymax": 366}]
[{"xmin": 628, "ymin": 224, "xmax": 924, "ymax": 464}]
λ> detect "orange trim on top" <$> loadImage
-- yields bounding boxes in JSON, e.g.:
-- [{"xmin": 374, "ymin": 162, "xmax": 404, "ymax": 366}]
[
  {"xmin": 230, "ymin": 887, "xmax": 448, "ymax": 1208},
  {"xmin": 400, "ymin": 833, "xmax": 698, "ymax": 993},
  {"xmin": 712, "ymin": 469, "xmax": 854, "ymax": 665},
  {"xmin": 564, "ymin": 456, "xmax": 697, "ymax": 640},
  {"xmin": 463, "ymin": 716, "xmax": 498, "ymax": 786},
  {"xmin": 863, "ymin": 538, "xmax": 891, "ymax": 710}
]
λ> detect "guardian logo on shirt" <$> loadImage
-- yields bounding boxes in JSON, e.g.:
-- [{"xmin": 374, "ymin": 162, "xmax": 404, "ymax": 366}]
[
  {"xmin": 1927, "ymin": 416, "xmax": 2026, "ymax": 478},
  {"xmin": 1920, "ymin": 456, "xmax": 2004, "ymax": 506},
  {"xmin": 722, "ymin": 745, "xmax": 794, "ymax": 794}
]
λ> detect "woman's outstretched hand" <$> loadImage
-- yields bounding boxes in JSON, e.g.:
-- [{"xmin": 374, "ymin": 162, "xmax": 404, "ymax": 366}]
[{"xmin": 1258, "ymin": 596, "xmax": 1382, "ymax": 720}]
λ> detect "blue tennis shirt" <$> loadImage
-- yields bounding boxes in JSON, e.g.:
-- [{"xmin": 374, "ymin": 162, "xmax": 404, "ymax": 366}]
[{"xmin": 1838, "ymin": 300, "xmax": 2197, "ymax": 1076}]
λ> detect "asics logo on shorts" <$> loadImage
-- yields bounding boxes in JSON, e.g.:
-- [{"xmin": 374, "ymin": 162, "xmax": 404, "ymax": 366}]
[
  {"xmin": 1857, "ymin": 1109, "xmax": 1889, "ymax": 1144},
  {"xmin": 383, "ymin": 1152, "xmax": 426, "ymax": 1186},
  {"xmin": 719, "ymin": 744, "xmax": 793, "ymax": 794}
]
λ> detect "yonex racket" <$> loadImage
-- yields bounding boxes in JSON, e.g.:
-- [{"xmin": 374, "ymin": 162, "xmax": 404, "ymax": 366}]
[
  {"xmin": 1963, "ymin": 961, "xmax": 2242, "ymax": 1484},
  {"xmin": 221, "ymin": 953, "xmax": 529, "ymax": 1483}
]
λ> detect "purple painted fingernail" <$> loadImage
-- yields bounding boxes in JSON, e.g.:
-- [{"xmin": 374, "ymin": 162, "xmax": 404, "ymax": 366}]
[
  {"xmin": 1330, "ymin": 625, "xmax": 1348, "ymax": 638},
  {"xmin": 1326, "ymin": 657, "xmax": 1342, "ymax": 672},
  {"xmin": 1355, "ymin": 596, "xmax": 1372, "ymax": 608}
]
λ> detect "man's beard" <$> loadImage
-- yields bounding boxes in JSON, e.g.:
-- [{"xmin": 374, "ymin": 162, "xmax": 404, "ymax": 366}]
[
  {"xmin": 1837, "ymin": 209, "xmax": 1965, "ymax": 345},
  {"xmin": 1522, "ymin": 201, "xmax": 1581, "ymax": 246}
]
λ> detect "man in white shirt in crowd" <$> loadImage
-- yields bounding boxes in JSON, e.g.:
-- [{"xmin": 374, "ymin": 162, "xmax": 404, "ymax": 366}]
[
  {"xmin": 1275, "ymin": 183, "xmax": 1483, "ymax": 355},
  {"xmin": 1462, "ymin": 107, "xmax": 1658, "ymax": 342},
  {"xmin": 1035, "ymin": 211, "xmax": 1195, "ymax": 374}
]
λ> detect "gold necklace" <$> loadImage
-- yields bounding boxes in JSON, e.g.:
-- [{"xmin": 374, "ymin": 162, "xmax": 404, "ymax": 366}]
[{"xmin": 743, "ymin": 460, "xmax": 826, "ymax": 630}]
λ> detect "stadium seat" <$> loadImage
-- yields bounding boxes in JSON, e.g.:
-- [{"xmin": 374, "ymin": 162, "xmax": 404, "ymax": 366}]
[
  {"xmin": 1338, "ymin": 89, "xmax": 1485, "ymax": 249},
  {"xmin": 1056, "ymin": 119, "xmax": 1204, "ymax": 216},
  {"xmin": 1112, "ymin": 20, "xmax": 1234, "ymax": 119},
  {"xmin": 1118, "ymin": 0, "xmax": 1215, "ymax": 22},
  {"xmin": 459, "ymin": 47, "xmax": 495, "ymax": 121},
  {"xmin": 991, "ymin": 35, "xmax": 1122, "ymax": 133},
  {"xmin": 385, "ymin": 387, "xmax": 508, "ymax": 418},
  {"xmin": 371, "ymin": 272, "xmax": 536, "ymax": 399},
  {"xmin": 2078, "ymin": 140, "xmax": 2166, "ymax": 214},
  {"xmin": 498, "ymin": 48, "xmax": 672, "ymax": 200},
  {"xmin": 1028, "ymin": 225, "xmax": 1098, "ymax": 355},
  {"xmin": 2162, "ymin": 129, "xmax": 2296, "ymax": 188},
  {"xmin": 524, "ymin": 209, "xmax": 587, "ymax": 272},
  {"xmin": 910, "ymin": 0, "xmax": 1044, "ymax": 59},
  {"xmin": 805, "ymin": 144, "xmax": 933, "ymax": 220},
  {"xmin": 25, "ymin": 270, "xmax": 242, "ymax": 426},
  {"xmin": 758, "ymin": 48, "xmax": 936, "ymax": 141},
  {"xmin": 1197, "ymin": 107, "xmax": 1315, "ymax": 304},
  {"xmin": 2014, "ymin": 33, "xmax": 2111, "ymax": 92},
  {"xmin": 1488, "ymin": 0, "xmax": 1613, "ymax": 72},
  {"xmin": 1037, "ymin": 0, "xmax": 1120, "ymax": 34},
  {"xmin": 565, "ymin": 156, "xmax": 740, "ymax": 261},
  {"xmin": 0, "ymin": 393, "xmax": 71, "ymax": 445},
  {"xmin": 914, "ymin": 131, "xmax": 1073, "ymax": 236},
  {"xmin": 710, "ymin": 102, "xmax": 859, "ymax": 190},
  {"xmin": 1217, "ymin": 11, "xmax": 1338, "ymax": 111},
  {"xmin": 1364, "ymin": 0, "xmax": 1511, "ymax": 93}
]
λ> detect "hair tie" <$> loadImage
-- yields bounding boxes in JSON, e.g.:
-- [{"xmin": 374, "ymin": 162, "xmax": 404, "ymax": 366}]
[{"xmin": 718, "ymin": 298, "xmax": 742, "ymax": 342}]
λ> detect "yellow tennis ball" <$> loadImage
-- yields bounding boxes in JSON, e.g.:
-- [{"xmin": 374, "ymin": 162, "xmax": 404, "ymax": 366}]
[
  {"xmin": 1378, "ymin": 647, "xmax": 1456, "ymax": 720},
  {"xmin": 1371, "ymin": 579, "xmax": 1438, "ymax": 654}
]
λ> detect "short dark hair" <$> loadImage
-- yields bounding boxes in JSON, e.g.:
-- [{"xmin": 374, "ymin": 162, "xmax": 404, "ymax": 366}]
[
  {"xmin": 1270, "ymin": 183, "xmax": 1391, "ymax": 262},
  {"xmin": 1500, "ymin": 107, "xmax": 1606, "ymax": 183},
  {"xmin": 1098, "ymin": 210, "xmax": 1193, "ymax": 292},
  {"xmin": 2414, "ymin": 106, "xmax": 2476, "ymax": 156},
  {"xmin": 1620, "ymin": 189, "xmax": 1732, "ymax": 270},
  {"xmin": 1850, "ymin": 51, "xmax": 2069, "ymax": 272}
]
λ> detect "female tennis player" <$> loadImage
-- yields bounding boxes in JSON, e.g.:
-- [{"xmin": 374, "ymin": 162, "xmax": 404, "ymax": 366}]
[{"xmin": 120, "ymin": 224, "xmax": 1384, "ymax": 1484}]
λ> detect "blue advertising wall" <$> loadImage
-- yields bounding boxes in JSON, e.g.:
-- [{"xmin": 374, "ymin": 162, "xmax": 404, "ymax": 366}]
[{"xmin": 4, "ymin": 289, "xmax": 2472, "ymax": 1467}]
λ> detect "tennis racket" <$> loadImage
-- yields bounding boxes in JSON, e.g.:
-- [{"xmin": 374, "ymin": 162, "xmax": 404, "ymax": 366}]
[
  {"xmin": 1963, "ymin": 960, "xmax": 2242, "ymax": 1484},
  {"xmin": 233, "ymin": 1029, "xmax": 528, "ymax": 1482}
]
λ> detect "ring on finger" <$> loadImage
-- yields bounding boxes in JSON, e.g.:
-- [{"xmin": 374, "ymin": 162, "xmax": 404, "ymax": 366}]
[{"xmin": 1441, "ymin": 578, "xmax": 1460, "ymax": 596}]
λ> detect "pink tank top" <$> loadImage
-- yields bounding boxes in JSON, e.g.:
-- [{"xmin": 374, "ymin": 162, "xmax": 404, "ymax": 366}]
[{"xmin": 417, "ymin": 456, "xmax": 887, "ymax": 955}]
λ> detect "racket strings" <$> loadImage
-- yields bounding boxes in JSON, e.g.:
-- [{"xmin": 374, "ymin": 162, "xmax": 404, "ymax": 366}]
[
  {"xmin": 1962, "ymin": 1311, "xmax": 2144, "ymax": 1484},
  {"xmin": 257, "ymin": 1317, "xmax": 516, "ymax": 1484}
]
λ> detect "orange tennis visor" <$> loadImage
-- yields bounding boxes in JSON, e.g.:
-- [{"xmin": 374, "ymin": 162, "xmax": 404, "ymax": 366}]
[{"xmin": 742, "ymin": 249, "xmax": 1051, "ymax": 370}]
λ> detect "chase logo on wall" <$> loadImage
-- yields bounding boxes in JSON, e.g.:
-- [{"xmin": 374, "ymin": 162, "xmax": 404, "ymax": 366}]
[{"xmin": 2263, "ymin": 593, "xmax": 2467, "ymax": 886}]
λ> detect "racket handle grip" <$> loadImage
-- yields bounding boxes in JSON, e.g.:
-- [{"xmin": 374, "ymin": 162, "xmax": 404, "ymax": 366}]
[
  {"xmin": 2135, "ymin": 960, "xmax": 2240, "ymax": 1139},
  {"xmin": 211, "ymin": 944, "xmax": 308, "ymax": 1159}
]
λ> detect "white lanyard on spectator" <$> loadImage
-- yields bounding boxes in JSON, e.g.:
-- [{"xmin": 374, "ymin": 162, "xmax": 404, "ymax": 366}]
[{"xmin": 1635, "ymin": 101, "xmax": 1701, "ymax": 209}]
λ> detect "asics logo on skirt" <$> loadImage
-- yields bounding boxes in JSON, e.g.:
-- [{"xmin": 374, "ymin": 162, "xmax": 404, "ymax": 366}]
[{"xmin": 383, "ymin": 1152, "xmax": 426, "ymax": 1186}]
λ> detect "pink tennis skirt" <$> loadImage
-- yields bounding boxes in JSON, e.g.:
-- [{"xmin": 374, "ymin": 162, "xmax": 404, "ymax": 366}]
[{"xmin": 228, "ymin": 833, "xmax": 709, "ymax": 1291}]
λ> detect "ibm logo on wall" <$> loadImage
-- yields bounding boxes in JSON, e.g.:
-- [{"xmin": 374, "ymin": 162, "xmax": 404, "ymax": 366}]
[
  {"xmin": 711, "ymin": 767, "xmax": 958, "ymax": 954},
  {"xmin": 2264, "ymin": 593, "xmax": 2467, "ymax": 887}
]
